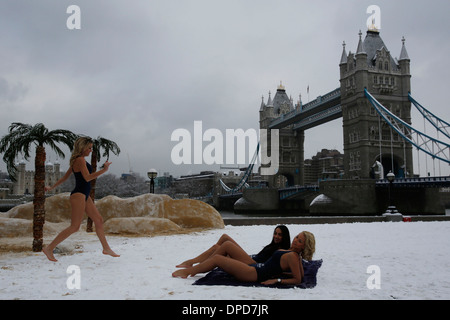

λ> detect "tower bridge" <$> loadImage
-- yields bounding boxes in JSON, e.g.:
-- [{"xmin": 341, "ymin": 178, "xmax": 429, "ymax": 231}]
[
  {"xmin": 260, "ymin": 28, "xmax": 415, "ymax": 184},
  {"xmin": 218, "ymin": 27, "xmax": 450, "ymax": 216}
]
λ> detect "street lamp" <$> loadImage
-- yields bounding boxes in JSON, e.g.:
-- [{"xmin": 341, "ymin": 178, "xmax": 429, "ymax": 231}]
[
  {"xmin": 147, "ymin": 169, "xmax": 157, "ymax": 194},
  {"xmin": 383, "ymin": 170, "xmax": 402, "ymax": 221}
]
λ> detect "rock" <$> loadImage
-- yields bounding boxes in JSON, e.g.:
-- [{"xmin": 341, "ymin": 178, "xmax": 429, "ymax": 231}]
[
  {"xmin": 1, "ymin": 193, "xmax": 72, "ymax": 223},
  {"xmin": 103, "ymin": 217, "xmax": 181, "ymax": 235},
  {"xmin": 1, "ymin": 193, "xmax": 224, "ymax": 237},
  {"xmin": 0, "ymin": 217, "xmax": 65, "ymax": 238},
  {"xmin": 0, "ymin": 217, "xmax": 32, "ymax": 237},
  {"xmin": 161, "ymin": 199, "xmax": 224, "ymax": 229},
  {"xmin": 95, "ymin": 193, "xmax": 171, "ymax": 221}
]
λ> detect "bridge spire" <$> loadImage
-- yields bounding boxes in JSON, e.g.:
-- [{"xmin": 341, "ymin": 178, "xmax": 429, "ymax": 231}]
[
  {"xmin": 399, "ymin": 36, "xmax": 410, "ymax": 61},
  {"xmin": 356, "ymin": 30, "xmax": 366, "ymax": 54},
  {"xmin": 260, "ymin": 95, "xmax": 265, "ymax": 111},
  {"xmin": 340, "ymin": 41, "xmax": 347, "ymax": 65},
  {"xmin": 267, "ymin": 91, "xmax": 273, "ymax": 106}
]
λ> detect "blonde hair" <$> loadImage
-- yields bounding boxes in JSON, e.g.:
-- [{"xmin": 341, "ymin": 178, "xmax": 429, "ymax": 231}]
[
  {"xmin": 70, "ymin": 137, "xmax": 93, "ymax": 167},
  {"xmin": 302, "ymin": 231, "xmax": 316, "ymax": 261}
]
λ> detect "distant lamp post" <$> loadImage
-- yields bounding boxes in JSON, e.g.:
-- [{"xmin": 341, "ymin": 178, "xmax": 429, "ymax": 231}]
[
  {"xmin": 147, "ymin": 169, "xmax": 157, "ymax": 194},
  {"xmin": 383, "ymin": 170, "xmax": 402, "ymax": 221}
]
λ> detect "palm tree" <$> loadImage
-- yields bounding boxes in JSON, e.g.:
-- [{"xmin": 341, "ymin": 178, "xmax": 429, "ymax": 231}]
[
  {"xmin": 0, "ymin": 123, "xmax": 77, "ymax": 252},
  {"xmin": 86, "ymin": 136, "xmax": 121, "ymax": 232}
]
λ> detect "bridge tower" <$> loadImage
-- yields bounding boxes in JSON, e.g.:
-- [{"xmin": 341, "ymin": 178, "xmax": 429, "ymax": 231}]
[
  {"xmin": 259, "ymin": 83, "xmax": 304, "ymax": 187},
  {"xmin": 339, "ymin": 28, "xmax": 413, "ymax": 179}
]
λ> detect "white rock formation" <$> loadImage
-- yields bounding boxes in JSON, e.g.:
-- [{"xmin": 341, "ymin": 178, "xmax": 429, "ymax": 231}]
[{"xmin": 0, "ymin": 193, "xmax": 224, "ymax": 237}]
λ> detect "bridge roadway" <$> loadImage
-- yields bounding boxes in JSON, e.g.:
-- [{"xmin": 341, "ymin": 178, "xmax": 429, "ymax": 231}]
[
  {"xmin": 218, "ymin": 176, "xmax": 450, "ymax": 216},
  {"xmin": 220, "ymin": 176, "xmax": 450, "ymax": 201},
  {"xmin": 269, "ymin": 87, "xmax": 342, "ymax": 130}
]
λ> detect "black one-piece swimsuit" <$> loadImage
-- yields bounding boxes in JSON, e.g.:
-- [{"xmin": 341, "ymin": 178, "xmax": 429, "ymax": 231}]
[{"xmin": 70, "ymin": 162, "xmax": 92, "ymax": 201}]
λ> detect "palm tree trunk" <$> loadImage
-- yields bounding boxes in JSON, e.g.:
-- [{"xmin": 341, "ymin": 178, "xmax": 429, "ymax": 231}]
[{"xmin": 32, "ymin": 145, "xmax": 46, "ymax": 252}]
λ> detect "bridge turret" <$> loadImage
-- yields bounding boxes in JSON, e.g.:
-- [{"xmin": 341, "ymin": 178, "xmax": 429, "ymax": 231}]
[
  {"xmin": 259, "ymin": 83, "xmax": 305, "ymax": 187},
  {"xmin": 259, "ymin": 91, "xmax": 274, "ymax": 129},
  {"xmin": 355, "ymin": 30, "xmax": 368, "ymax": 70},
  {"xmin": 340, "ymin": 28, "xmax": 414, "ymax": 179},
  {"xmin": 398, "ymin": 37, "xmax": 411, "ymax": 96}
]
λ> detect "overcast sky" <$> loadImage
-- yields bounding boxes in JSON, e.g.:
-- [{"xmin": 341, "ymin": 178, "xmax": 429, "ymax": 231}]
[{"xmin": 1, "ymin": 0, "xmax": 449, "ymax": 178}]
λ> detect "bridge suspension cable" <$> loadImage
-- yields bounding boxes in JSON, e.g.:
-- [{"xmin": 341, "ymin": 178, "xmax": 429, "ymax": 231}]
[
  {"xmin": 219, "ymin": 143, "xmax": 260, "ymax": 193},
  {"xmin": 408, "ymin": 93, "xmax": 450, "ymax": 140},
  {"xmin": 364, "ymin": 89, "xmax": 450, "ymax": 165}
]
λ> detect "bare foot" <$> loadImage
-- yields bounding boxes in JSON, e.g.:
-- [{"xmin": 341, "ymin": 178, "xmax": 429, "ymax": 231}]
[
  {"xmin": 175, "ymin": 263, "xmax": 194, "ymax": 268},
  {"xmin": 43, "ymin": 247, "xmax": 57, "ymax": 262},
  {"xmin": 172, "ymin": 269, "xmax": 191, "ymax": 278},
  {"xmin": 176, "ymin": 259, "xmax": 195, "ymax": 268},
  {"xmin": 103, "ymin": 249, "xmax": 120, "ymax": 257}
]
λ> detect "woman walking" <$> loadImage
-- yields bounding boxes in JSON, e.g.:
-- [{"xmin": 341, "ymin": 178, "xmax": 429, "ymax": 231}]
[{"xmin": 43, "ymin": 137, "xmax": 119, "ymax": 262}]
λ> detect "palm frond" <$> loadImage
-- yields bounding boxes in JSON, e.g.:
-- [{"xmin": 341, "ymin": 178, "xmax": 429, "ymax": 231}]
[
  {"xmin": 0, "ymin": 122, "xmax": 76, "ymax": 181},
  {"xmin": 93, "ymin": 136, "xmax": 121, "ymax": 161}
]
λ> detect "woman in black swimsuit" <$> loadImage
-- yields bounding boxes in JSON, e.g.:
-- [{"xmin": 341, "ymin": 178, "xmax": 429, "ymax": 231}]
[
  {"xmin": 172, "ymin": 231, "xmax": 315, "ymax": 286},
  {"xmin": 43, "ymin": 137, "xmax": 119, "ymax": 262}
]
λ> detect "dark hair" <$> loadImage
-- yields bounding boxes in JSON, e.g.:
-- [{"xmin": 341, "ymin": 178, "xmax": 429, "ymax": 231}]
[
  {"xmin": 268, "ymin": 225, "xmax": 291, "ymax": 249},
  {"xmin": 253, "ymin": 225, "xmax": 291, "ymax": 263}
]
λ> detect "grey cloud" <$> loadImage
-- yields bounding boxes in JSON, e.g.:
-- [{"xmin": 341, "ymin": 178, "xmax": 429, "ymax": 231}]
[{"xmin": 1, "ymin": 0, "xmax": 449, "ymax": 178}]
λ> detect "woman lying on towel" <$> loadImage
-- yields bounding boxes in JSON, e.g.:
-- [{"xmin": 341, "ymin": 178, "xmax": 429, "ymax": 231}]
[
  {"xmin": 176, "ymin": 225, "xmax": 290, "ymax": 268},
  {"xmin": 172, "ymin": 231, "xmax": 315, "ymax": 286}
]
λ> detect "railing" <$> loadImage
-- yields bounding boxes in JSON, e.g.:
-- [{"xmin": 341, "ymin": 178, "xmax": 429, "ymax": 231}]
[
  {"xmin": 279, "ymin": 185, "xmax": 319, "ymax": 200},
  {"xmin": 293, "ymin": 104, "xmax": 342, "ymax": 130},
  {"xmin": 375, "ymin": 176, "xmax": 450, "ymax": 187}
]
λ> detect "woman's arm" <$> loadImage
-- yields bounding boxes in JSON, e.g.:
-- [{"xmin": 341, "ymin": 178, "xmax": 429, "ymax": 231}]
[
  {"xmin": 45, "ymin": 167, "xmax": 72, "ymax": 192},
  {"xmin": 261, "ymin": 253, "xmax": 302, "ymax": 286},
  {"xmin": 74, "ymin": 157, "xmax": 111, "ymax": 182}
]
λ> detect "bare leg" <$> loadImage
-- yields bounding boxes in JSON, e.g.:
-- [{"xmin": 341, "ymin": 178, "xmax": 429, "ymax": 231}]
[
  {"xmin": 176, "ymin": 234, "xmax": 244, "ymax": 267},
  {"xmin": 172, "ymin": 255, "xmax": 258, "ymax": 282},
  {"xmin": 85, "ymin": 198, "xmax": 119, "ymax": 257},
  {"xmin": 43, "ymin": 194, "xmax": 86, "ymax": 262},
  {"xmin": 213, "ymin": 241, "xmax": 255, "ymax": 264},
  {"xmin": 173, "ymin": 241, "xmax": 256, "ymax": 278}
]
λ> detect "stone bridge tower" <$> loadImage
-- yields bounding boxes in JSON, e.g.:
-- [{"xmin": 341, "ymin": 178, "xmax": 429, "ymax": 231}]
[
  {"xmin": 259, "ymin": 83, "xmax": 304, "ymax": 187},
  {"xmin": 339, "ymin": 28, "xmax": 413, "ymax": 179}
]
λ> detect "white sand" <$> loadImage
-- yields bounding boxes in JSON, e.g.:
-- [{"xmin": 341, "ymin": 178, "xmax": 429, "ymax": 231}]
[{"xmin": 1, "ymin": 221, "xmax": 450, "ymax": 300}]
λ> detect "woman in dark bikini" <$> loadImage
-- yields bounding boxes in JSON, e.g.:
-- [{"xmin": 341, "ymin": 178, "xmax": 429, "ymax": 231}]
[
  {"xmin": 176, "ymin": 225, "xmax": 291, "ymax": 268},
  {"xmin": 172, "ymin": 231, "xmax": 315, "ymax": 286},
  {"xmin": 43, "ymin": 137, "xmax": 119, "ymax": 262}
]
